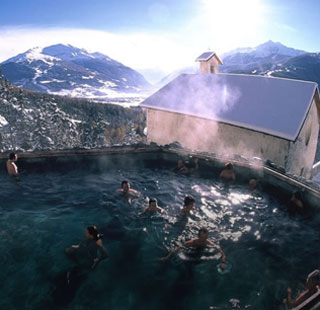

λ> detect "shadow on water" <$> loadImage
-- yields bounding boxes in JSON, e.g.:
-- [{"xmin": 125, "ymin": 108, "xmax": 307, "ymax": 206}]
[{"xmin": 50, "ymin": 266, "xmax": 88, "ymax": 308}]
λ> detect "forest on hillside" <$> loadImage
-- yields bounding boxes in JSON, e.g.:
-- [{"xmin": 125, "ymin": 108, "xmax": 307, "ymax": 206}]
[{"xmin": 0, "ymin": 74, "xmax": 146, "ymax": 153}]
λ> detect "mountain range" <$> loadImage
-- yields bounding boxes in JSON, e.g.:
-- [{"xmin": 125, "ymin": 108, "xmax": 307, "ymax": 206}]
[
  {"xmin": 1, "ymin": 44, "xmax": 150, "ymax": 101},
  {"xmin": 159, "ymin": 40, "xmax": 320, "ymax": 87},
  {"xmin": 1, "ymin": 41, "xmax": 320, "ymax": 102}
]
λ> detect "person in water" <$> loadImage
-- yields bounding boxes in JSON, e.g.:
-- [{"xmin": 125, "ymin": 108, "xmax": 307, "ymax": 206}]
[
  {"xmin": 118, "ymin": 180, "xmax": 140, "ymax": 197},
  {"xmin": 6, "ymin": 152, "xmax": 18, "ymax": 176},
  {"xmin": 219, "ymin": 162, "xmax": 236, "ymax": 184},
  {"xmin": 65, "ymin": 226, "xmax": 108, "ymax": 269},
  {"xmin": 174, "ymin": 158, "xmax": 199, "ymax": 174},
  {"xmin": 173, "ymin": 159, "xmax": 189, "ymax": 173},
  {"xmin": 248, "ymin": 178, "xmax": 258, "ymax": 192},
  {"xmin": 180, "ymin": 195, "xmax": 196, "ymax": 217},
  {"xmin": 158, "ymin": 227, "xmax": 227, "ymax": 269},
  {"xmin": 287, "ymin": 190, "xmax": 305, "ymax": 215},
  {"xmin": 144, "ymin": 197, "xmax": 164, "ymax": 214},
  {"xmin": 284, "ymin": 269, "xmax": 320, "ymax": 309}
]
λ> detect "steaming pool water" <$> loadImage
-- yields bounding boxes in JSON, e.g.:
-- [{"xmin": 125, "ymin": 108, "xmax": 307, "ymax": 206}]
[{"xmin": 1, "ymin": 151, "xmax": 320, "ymax": 310}]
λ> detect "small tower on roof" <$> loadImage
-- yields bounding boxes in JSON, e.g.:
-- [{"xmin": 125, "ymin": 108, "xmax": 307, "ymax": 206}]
[{"xmin": 195, "ymin": 51, "xmax": 223, "ymax": 74}]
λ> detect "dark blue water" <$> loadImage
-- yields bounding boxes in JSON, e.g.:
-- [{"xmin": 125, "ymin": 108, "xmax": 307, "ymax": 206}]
[{"xmin": 1, "ymin": 153, "xmax": 320, "ymax": 310}]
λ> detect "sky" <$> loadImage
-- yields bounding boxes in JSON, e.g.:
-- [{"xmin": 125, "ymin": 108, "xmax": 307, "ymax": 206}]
[{"xmin": 0, "ymin": 0, "xmax": 320, "ymax": 82}]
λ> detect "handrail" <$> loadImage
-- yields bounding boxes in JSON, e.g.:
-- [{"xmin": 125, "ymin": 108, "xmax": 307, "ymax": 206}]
[{"xmin": 291, "ymin": 287, "xmax": 320, "ymax": 310}]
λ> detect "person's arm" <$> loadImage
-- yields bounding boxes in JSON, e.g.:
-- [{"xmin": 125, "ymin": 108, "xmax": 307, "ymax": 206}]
[
  {"xmin": 91, "ymin": 239, "xmax": 108, "ymax": 269},
  {"xmin": 158, "ymin": 207, "xmax": 166, "ymax": 214},
  {"xmin": 208, "ymin": 241, "xmax": 226, "ymax": 262},
  {"xmin": 158, "ymin": 240, "xmax": 194, "ymax": 262},
  {"xmin": 217, "ymin": 247, "xmax": 227, "ymax": 270},
  {"xmin": 130, "ymin": 189, "xmax": 142, "ymax": 197},
  {"xmin": 12, "ymin": 163, "xmax": 18, "ymax": 175},
  {"xmin": 157, "ymin": 245, "xmax": 182, "ymax": 261},
  {"xmin": 208, "ymin": 241, "xmax": 227, "ymax": 269},
  {"xmin": 286, "ymin": 287, "xmax": 296, "ymax": 306},
  {"xmin": 217, "ymin": 247, "xmax": 226, "ymax": 262}
]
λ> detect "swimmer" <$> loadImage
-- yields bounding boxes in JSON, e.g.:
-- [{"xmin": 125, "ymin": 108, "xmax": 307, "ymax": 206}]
[
  {"xmin": 284, "ymin": 269, "xmax": 320, "ymax": 309},
  {"xmin": 287, "ymin": 190, "xmax": 305, "ymax": 216},
  {"xmin": 6, "ymin": 152, "xmax": 18, "ymax": 176},
  {"xmin": 174, "ymin": 158, "xmax": 199, "ymax": 174},
  {"xmin": 188, "ymin": 158, "xmax": 199, "ymax": 172},
  {"xmin": 180, "ymin": 195, "xmax": 195, "ymax": 217},
  {"xmin": 248, "ymin": 178, "xmax": 258, "ymax": 192},
  {"xmin": 65, "ymin": 226, "xmax": 108, "ymax": 270},
  {"xmin": 219, "ymin": 162, "xmax": 236, "ymax": 184},
  {"xmin": 158, "ymin": 227, "xmax": 227, "ymax": 269},
  {"xmin": 173, "ymin": 159, "xmax": 189, "ymax": 174},
  {"xmin": 144, "ymin": 198, "xmax": 164, "ymax": 214},
  {"xmin": 118, "ymin": 180, "xmax": 140, "ymax": 196}
]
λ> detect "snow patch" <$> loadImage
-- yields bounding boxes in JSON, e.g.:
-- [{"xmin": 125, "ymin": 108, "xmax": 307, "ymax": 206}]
[{"xmin": 0, "ymin": 115, "xmax": 9, "ymax": 127}]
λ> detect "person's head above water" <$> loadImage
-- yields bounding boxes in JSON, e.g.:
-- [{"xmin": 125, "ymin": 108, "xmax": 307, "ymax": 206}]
[
  {"xmin": 86, "ymin": 225, "xmax": 99, "ymax": 241},
  {"xmin": 121, "ymin": 180, "xmax": 130, "ymax": 193},
  {"xmin": 224, "ymin": 162, "xmax": 233, "ymax": 170},
  {"xmin": 9, "ymin": 152, "xmax": 17, "ymax": 161},
  {"xmin": 198, "ymin": 227, "xmax": 208, "ymax": 240},
  {"xmin": 149, "ymin": 197, "xmax": 158, "ymax": 207},
  {"xmin": 184, "ymin": 195, "xmax": 195, "ymax": 210},
  {"xmin": 177, "ymin": 159, "xmax": 184, "ymax": 167},
  {"xmin": 248, "ymin": 178, "xmax": 257, "ymax": 191},
  {"xmin": 293, "ymin": 190, "xmax": 303, "ymax": 201}
]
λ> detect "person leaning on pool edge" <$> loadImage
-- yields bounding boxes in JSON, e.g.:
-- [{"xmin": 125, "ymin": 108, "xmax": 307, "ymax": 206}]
[{"xmin": 7, "ymin": 152, "xmax": 18, "ymax": 176}]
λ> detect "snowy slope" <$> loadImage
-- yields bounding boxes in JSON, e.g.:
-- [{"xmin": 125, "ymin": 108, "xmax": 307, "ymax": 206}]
[
  {"xmin": 0, "ymin": 77, "xmax": 146, "ymax": 152},
  {"xmin": 1, "ymin": 44, "xmax": 151, "ymax": 101}
]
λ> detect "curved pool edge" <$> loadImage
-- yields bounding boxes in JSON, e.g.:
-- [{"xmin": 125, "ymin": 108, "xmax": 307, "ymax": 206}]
[{"xmin": 1, "ymin": 143, "xmax": 320, "ymax": 208}]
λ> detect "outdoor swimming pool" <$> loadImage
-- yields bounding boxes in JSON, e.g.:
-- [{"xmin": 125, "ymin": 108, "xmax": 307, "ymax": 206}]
[{"xmin": 1, "ymin": 151, "xmax": 320, "ymax": 310}]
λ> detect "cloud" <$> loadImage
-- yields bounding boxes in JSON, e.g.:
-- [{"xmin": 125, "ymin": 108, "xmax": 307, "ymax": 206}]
[{"xmin": 0, "ymin": 26, "xmax": 199, "ymax": 75}]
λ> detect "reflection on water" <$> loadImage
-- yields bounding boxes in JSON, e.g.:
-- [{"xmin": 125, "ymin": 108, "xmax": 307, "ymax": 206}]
[{"xmin": 0, "ymin": 154, "xmax": 319, "ymax": 310}]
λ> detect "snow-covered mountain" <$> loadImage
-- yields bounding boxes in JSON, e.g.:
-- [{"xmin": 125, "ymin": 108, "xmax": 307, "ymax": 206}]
[
  {"xmin": 1, "ymin": 44, "xmax": 151, "ymax": 101},
  {"xmin": 244, "ymin": 52, "xmax": 320, "ymax": 87},
  {"xmin": 158, "ymin": 41, "xmax": 311, "ymax": 86},
  {"xmin": 220, "ymin": 40, "xmax": 307, "ymax": 72},
  {"xmin": 222, "ymin": 40, "xmax": 305, "ymax": 62}
]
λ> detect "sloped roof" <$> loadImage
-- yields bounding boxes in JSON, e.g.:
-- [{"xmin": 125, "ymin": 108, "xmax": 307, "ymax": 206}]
[
  {"xmin": 195, "ymin": 52, "xmax": 223, "ymax": 64},
  {"xmin": 141, "ymin": 73, "xmax": 319, "ymax": 141}
]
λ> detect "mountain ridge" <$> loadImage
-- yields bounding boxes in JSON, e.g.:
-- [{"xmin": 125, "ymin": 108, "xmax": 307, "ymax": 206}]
[
  {"xmin": 1, "ymin": 44, "xmax": 151, "ymax": 101},
  {"xmin": 158, "ymin": 40, "xmax": 319, "ymax": 87}
]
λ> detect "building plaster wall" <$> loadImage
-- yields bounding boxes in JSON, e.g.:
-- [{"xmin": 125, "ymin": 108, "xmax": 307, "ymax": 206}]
[
  {"xmin": 286, "ymin": 100, "xmax": 319, "ymax": 178},
  {"xmin": 147, "ymin": 108, "xmax": 291, "ymax": 167}
]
